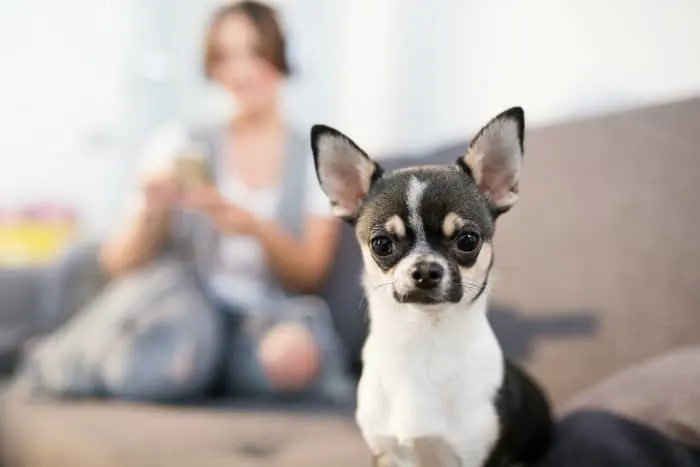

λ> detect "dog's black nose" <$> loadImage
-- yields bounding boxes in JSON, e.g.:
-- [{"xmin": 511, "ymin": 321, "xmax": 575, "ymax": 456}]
[{"xmin": 411, "ymin": 262, "xmax": 444, "ymax": 289}]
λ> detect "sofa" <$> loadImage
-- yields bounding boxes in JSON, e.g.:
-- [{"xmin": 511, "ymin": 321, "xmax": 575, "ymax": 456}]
[{"xmin": 1, "ymin": 97, "xmax": 700, "ymax": 466}]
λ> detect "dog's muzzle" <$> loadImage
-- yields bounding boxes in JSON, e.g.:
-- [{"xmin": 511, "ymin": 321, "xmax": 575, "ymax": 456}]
[{"xmin": 394, "ymin": 260, "xmax": 447, "ymax": 304}]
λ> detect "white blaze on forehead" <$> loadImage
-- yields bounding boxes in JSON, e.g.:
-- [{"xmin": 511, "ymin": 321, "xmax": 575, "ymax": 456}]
[{"xmin": 406, "ymin": 176, "xmax": 428, "ymax": 239}]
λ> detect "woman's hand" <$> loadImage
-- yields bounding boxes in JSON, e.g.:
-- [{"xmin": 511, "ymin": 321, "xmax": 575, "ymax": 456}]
[
  {"xmin": 181, "ymin": 184, "xmax": 221, "ymax": 213},
  {"xmin": 183, "ymin": 185, "xmax": 259, "ymax": 236},
  {"xmin": 101, "ymin": 170, "xmax": 179, "ymax": 278},
  {"xmin": 141, "ymin": 170, "xmax": 181, "ymax": 212}
]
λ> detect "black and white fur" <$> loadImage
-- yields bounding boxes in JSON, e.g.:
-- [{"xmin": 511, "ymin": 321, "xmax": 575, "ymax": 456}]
[{"xmin": 311, "ymin": 107, "xmax": 553, "ymax": 467}]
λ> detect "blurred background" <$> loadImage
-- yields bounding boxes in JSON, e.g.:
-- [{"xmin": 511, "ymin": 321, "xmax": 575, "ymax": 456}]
[
  {"xmin": 2, "ymin": 0, "xmax": 700, "ymax": 244},
  {"xmin": 1, "ymin": 1, "xmax": 700, "ymax": 466}
]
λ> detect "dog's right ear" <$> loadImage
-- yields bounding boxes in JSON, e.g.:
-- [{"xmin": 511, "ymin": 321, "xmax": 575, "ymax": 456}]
[{"xmin": 311, "ymin": 125, "xmax": 383, "ymax": 223}]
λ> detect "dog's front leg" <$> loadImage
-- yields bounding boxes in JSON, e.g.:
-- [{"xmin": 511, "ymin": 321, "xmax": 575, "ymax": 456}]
[{"xmin": 356, "ymin": 368, "xmax": 394, "ymax": 460}]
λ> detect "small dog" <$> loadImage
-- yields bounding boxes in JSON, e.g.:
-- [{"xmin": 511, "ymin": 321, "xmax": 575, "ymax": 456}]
[{"xmin": 311, "ymin": 107, "xmax": 553, "ymax": 467}]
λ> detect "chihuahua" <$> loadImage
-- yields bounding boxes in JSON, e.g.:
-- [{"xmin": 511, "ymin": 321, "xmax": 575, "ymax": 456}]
[{"xmin": 311, "ymin": 108, "xmax": 553, "ymax": 467}]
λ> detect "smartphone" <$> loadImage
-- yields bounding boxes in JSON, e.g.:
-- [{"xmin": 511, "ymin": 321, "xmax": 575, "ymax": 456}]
[{"xmin": 174, "ymin": 148, "xmax": 210, "ymax": 190}]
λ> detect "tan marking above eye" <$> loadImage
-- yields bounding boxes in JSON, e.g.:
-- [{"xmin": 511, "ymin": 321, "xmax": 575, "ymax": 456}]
[
  {"xmin": 442, "ymin": 212, "xmax": 465, "ymax": 238},
  {"xmin": 385, "ymin": 215, "xmax": 406, "ymax": 238}
]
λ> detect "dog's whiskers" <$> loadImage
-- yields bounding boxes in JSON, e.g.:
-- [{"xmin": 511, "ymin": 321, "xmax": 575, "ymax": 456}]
[
  {"xmin": 372, "ymin": 282, "xmax": 394, "ymax": 292},
  {"xmin": 461, "ymin": 280, "xmax": 483, "ymax": 291}
]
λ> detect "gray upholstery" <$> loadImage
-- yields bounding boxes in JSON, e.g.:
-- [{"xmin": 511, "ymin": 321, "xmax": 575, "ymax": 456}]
[
  {"xmin": 0, "ymin": 266, "xmax": 44, "ymax": 357},
  {"xmin": 0, "ymin": 243, "xmax": 105, "ymax": 374}
]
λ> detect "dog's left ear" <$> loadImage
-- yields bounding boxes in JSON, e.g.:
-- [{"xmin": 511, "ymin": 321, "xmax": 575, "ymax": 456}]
[
  {"xmin": 458, "ymin": 107, "xmax": 525, "ymax": 215},
  {"xmin": 311, "ymin": 125, "xmax": 384, "ymax": 223}
]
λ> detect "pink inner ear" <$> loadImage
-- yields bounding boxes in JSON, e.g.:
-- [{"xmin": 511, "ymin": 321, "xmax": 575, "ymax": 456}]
[
  {"xmin": 479, "ymin": 161, "xmax": 516, "ymax": 205},
  {"xmin": 326, "ymin": 168, "xmax": 366, "ymax": 213}
]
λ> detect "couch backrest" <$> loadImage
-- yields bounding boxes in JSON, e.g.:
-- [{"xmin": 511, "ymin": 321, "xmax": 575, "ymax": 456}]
[{"xmin": 489, "ymin": 98, "xmax": 700, "ymax": 404}]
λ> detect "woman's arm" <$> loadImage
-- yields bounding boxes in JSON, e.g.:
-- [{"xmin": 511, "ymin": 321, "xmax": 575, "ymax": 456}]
[
  {"xmin": 253, "ymin": 215, "xmax": 340, "ymax": 294},
  {"xmin": 99, "ymin": 206, "xmax": 170, "ymax": 278},
  {"xmin": 100, "ymin": 124, "xmax": 190, "ymax": 278}
]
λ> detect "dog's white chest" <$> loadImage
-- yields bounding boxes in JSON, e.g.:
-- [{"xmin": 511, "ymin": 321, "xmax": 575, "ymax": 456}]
[{"xmin": 356, "ymin": 309, "xmax": 504, "ymax": 467}]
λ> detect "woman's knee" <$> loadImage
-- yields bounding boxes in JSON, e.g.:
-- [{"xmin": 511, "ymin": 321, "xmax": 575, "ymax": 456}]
[{"xmin": 256, "ymin": 322, "xmax": 320, "ymax": 392}]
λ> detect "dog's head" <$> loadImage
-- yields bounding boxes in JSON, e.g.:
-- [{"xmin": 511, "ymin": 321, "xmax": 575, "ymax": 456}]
[{"xmin": 311, "ymin": 107, "xmax": 524, "ymax": 312}]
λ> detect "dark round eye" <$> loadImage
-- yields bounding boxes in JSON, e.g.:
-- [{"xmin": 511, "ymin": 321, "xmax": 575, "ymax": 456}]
[
  {"xmin": 371, "ymin": 236, "xmax": 394, "ymax": 256},
  {"xmin": 456, "ymin": 231, "xmax": 481, "ymax": 253}
]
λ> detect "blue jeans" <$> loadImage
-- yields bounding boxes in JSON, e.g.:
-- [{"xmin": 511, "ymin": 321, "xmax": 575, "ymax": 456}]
[{"xmin": 219, "ymin": 297, "xmax": 355, "ymax": 404}]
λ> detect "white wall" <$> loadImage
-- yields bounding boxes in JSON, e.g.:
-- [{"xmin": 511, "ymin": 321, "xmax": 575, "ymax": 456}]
[
  {"xmin": 166, "ymin": 0, "xmax": 700, "ymax": 155},
  {"xmin": 0, "ymin": 0, "xmax": 184, "ymax": 235},
  {"xmin": 0, "ymin": 0, "xmax": 135, "ymax": 232},
  {"xmin": 444, "ymin": 0, "xmax": 700, "ymax": 151},
  {"xmin": 292, "ymin": 0, "xmax": 700, "ymax": 155}
]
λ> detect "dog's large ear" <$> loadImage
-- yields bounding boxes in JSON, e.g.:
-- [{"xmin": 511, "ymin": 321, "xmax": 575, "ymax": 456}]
[
  {"xmin": 458, "ymin": 107, "xmax": 525, "ymax": 215},
  {"xmin": 311, "ymin": 124, "xmax": 383, "ymax": 223}
]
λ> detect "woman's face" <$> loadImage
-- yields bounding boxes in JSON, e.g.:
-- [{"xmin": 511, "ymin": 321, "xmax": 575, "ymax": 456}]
[{"xmin": 211, "ymin": 13, "xmax": 282, "ymax": 116}]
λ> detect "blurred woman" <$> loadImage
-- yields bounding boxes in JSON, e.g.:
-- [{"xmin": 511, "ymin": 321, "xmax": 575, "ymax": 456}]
[{"xmin": 29, "ymin": 1, "xmax": 351, "ymax": 402}]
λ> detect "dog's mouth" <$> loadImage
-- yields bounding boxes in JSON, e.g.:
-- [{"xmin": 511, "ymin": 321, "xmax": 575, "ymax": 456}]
[{"xmin": 393, "ymin": 289, "xmax": 446, "ymax": 305}]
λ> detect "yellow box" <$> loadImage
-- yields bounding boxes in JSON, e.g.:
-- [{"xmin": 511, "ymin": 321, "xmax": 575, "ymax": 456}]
[{"xmin": 0, "ymin": 222, "xmax": 77, "ymax": 267}]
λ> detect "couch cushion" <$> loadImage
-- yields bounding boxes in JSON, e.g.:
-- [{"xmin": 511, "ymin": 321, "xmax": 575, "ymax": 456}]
[
  {"xmin": 560, "ymin": 346, "xmax": 700, "ymax": 448},
  {"xmin": 1, "ymin": 387, "xmax": 369, "ymax": 467}
]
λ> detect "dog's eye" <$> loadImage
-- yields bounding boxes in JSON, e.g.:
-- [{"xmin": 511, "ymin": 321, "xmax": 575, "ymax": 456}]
[
  {"xmin": 370, "ymin": 236, "xmax": 394, "ymax": 256},
  {"xmin": 456, "ymin": 231, "xmax": 480, "ymax": 253}
]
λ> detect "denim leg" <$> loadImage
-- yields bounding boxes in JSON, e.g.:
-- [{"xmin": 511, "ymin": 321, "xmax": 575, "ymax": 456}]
[
  {"xmin": 303, "ymin": 303, "xmax": 356, "ymax": 404},
  {"xmin": 223, "ymin": 298, "xmax": 355, "ymax": 403},
  {"xmin": 224, "ymin": 311, "xmax": 276, "ymax": 399}
]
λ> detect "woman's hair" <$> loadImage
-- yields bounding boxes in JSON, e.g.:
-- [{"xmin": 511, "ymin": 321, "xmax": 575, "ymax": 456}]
[{"xmin": 203, "ymin": 0, "xmax": 291, "ymax": 79}]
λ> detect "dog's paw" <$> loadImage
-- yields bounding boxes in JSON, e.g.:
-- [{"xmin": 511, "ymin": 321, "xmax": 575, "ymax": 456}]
[
  {"xmin": 413, "ymin": 438, "xmax": 461, "ymax": 467},
  {"xmin": 391, "ymin": 412, "xmax": 446, "ymax": 446}
]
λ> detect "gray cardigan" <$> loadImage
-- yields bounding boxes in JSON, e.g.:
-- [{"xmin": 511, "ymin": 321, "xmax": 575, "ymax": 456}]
[{"xmin": 173, "ymin": 123, "xmax": 312, "ymax": 304}]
